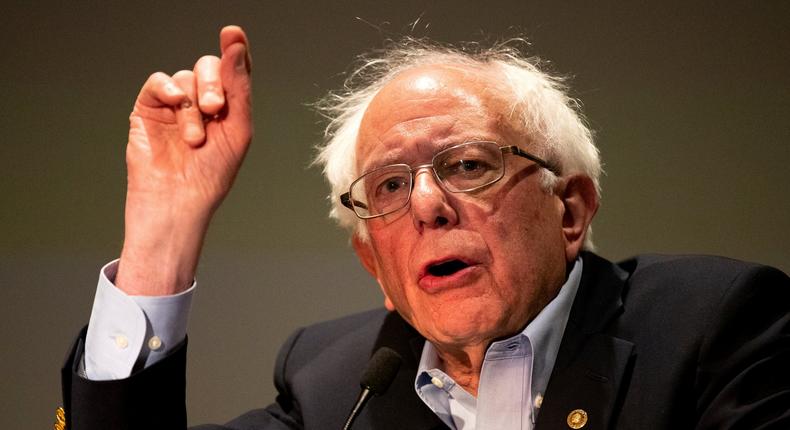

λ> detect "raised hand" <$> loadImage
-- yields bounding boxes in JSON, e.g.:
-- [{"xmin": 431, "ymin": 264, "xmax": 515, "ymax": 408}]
[{"xmin": 117, "ymin": 26, "xmax": 253, "ymax": 295}]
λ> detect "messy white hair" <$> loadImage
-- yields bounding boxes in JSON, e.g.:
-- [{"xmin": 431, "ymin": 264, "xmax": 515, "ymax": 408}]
[{"xmin": 313, "ymin": 38, "xmax": 601, "ymax": 250}]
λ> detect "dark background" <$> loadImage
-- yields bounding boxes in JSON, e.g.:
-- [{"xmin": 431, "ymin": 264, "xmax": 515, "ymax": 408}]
[{"xmin": 1, "ymin": 1, "xmax": 788, "ymax": 428}]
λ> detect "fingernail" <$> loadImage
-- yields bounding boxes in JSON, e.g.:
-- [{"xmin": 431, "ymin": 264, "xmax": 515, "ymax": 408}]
[
  {"xmin": 185, "ymin": 123, "xmax": 204, "ymax": 142},
  {"xmin": 235, "ymin": 46, "xmax": 249, "ymax": 73},
  {"xmin": 202, "ymin": 91, "xmax": 223, "ymax": 107},
  {"xmin": 165, "ymin": 82, "xmax": 183, "ymax": 97}
]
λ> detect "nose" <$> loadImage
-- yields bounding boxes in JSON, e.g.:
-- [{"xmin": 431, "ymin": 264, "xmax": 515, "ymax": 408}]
[{"xmin": 409, "ymin": 167, "xmax": 459, "ymax": 232}]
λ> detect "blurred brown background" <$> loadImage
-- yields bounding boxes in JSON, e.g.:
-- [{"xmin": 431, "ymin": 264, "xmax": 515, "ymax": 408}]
[{"xmin": 1, "ymin": 1, "xmax": 788, "ymax": 428}]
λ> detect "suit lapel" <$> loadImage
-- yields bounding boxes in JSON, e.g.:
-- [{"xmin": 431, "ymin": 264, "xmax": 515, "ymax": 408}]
[
  {"xmin": 536, "ymin": 253, "xmax": 636, "ymax": 429},
  {"xmin": 363, "ymin": 311, "xmax": 448, "ymax": 430}
]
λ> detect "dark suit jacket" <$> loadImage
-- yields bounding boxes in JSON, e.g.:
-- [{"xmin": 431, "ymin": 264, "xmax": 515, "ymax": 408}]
[{"xmin": 61, "ymin": 253, "xmax": 790, "ymax": 429}]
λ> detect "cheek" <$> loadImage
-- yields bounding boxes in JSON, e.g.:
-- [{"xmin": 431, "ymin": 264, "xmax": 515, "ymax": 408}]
[
  {"xmin": 475, "ymin": 191, "xmax": 564, "ymax": 279},
  {"xmin": 367, "ymin": 228, "xmax": 415, "ymax": 299}
]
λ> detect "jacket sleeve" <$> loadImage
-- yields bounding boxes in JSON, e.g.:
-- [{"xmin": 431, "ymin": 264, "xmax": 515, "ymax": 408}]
[
  {"xmin": 695, "ymin": 264, "xmax": 790, "ymax": 428},
  {"xmin": 61, "ymin": 326, "xmax": 188, "ymax": 429},
  {"xmin": 61, "ymin": 326, "xmax": 305, "ymax": 430}
]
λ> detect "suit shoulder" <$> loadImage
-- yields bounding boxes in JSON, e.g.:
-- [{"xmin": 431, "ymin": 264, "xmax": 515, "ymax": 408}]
[
  {"xmin": 608, "ymin": 253, "xmax": 789, "ymax": 324},
  {"xmin": 617, "ymin": 253, "xmax": 786, "ymax": 288}
]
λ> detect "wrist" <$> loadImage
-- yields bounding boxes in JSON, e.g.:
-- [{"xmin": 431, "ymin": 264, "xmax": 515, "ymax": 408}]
[{"xmin": 118, "ymin": 198, "xmax": 212, "ymax": 296}]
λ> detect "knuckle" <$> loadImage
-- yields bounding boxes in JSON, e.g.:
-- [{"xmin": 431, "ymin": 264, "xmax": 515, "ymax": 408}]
[
  {"xmin": 172, "ymin": 69, "xmax": 194, "ymax": 80},
  {"xmin": 146, "ymin": 71, "xmax": 167, "ymax": 84},
  {"xmin": 197, "ymin": 54, "xmax": 220, "ymax": 64},
  {"xmin": 195, "ymin": 56, "xmax": 222, "ymax": 84}
]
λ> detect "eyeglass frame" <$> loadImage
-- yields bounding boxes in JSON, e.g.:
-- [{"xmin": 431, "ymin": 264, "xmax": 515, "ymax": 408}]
[{"xmin": 340, "ymin": 141, "xmax": 561, "ymax": 219}]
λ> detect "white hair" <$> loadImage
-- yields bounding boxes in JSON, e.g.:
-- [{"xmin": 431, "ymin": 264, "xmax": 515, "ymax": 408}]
[{"xmin": 313, "ymin": 38, "xmax": 601, "ymax": 250}]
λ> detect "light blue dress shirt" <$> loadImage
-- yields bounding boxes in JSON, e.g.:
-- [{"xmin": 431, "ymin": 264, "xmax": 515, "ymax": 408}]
[
  {"xmin": 84, "ymin": 260, "xmax": 195, "ymax": 380},
  {"xmin": 415, "ymin": 258, "xmax": 582, "ymax": 430}
]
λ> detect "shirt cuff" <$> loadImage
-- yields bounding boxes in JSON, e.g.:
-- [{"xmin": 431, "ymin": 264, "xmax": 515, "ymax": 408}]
[{"xmin": 84, "ymin": 260, "xmax": 195, "ymax": 380}]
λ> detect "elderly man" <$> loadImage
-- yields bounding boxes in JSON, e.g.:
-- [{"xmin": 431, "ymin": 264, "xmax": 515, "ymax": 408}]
[{"xmin": 60, "ymin": 26, "xmax": 789, "ymax": 430}]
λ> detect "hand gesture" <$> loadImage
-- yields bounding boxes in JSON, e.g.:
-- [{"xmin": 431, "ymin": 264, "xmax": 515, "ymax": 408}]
[{"xmin": 117, "ymin": 26, "xmax": 253, "ymax": 295}]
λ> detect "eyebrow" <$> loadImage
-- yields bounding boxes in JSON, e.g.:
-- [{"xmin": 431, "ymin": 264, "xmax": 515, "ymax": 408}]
[
  {"xmin": 361, "ymin": 150, "xmax": 406, "ymax": 174},
  {"xmin": 361, "ymin": 138, "xmax": 491, "ymax": 173}
]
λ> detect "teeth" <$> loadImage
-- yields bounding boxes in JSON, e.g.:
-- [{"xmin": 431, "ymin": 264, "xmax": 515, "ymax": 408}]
[{"xmin": 428, "ymin": 260, "xmax": 469, "ymax": 276}]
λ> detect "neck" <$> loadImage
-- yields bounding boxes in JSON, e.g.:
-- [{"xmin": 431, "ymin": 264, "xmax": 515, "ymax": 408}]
[{"xmin": 434, "ymin": 342, "xmax": 489, "ymax": 397}]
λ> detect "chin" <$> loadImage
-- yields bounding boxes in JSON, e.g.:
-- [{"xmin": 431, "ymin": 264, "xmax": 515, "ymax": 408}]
[{"xmin": 426, "ymin": 319, "xmax": 504, "ymax": 348}]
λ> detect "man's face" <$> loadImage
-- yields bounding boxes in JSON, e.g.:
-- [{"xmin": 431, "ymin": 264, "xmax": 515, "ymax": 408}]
[{"xmin": 354, "ymin": 65, "xmax": 571, "ymax": 351}]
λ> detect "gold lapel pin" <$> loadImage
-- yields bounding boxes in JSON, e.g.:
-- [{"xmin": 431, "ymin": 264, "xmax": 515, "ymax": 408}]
[{"xmin": 567, "ymin": 408, "xmax": 588, "ymax": 429}]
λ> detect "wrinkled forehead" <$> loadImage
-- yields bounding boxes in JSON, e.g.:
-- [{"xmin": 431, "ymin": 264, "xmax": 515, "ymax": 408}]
[{"xmin": 355, "ymin": 64, "xmax": 518, "ymax": 172}]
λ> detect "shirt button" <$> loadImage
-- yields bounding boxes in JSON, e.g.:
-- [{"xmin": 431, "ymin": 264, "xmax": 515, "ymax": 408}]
[
  {"xmin": 534, "ymin": 394, "xmax": 544, "ymax": 408},
  {"xmin": 148, "ymin": 336, "xmax": 162, "ymax": 351},
  {"xmin": 115, "ymin": 335, "xmax": 129, "ymax": 349},
  {"xmin": 430, "ymin": 376, "xmax": 444, "ymax": 389}
]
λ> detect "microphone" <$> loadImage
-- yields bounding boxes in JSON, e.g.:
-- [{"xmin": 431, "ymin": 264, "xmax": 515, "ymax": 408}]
[{"xmin": 342, "ymin": 347, "xmax": 403, "ymax": 430}]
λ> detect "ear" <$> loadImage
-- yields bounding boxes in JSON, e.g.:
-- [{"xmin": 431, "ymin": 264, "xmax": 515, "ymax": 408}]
[
  {"xmin": 352, "ymin": 235, "xmax": 396, "ymax": 311},
  {"xmin": 557, "ymin": 175, "xmax": 599, "ymax": 262}
]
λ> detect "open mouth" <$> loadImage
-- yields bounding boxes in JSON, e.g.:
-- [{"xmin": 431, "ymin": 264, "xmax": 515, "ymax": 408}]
[{"xmin": 427, "ymin": 259, "xmax": 470, "ymax": 277}]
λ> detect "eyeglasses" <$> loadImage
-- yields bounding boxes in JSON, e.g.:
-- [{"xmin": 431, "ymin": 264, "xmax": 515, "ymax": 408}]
[{"xmin": 340, "ymin": 141, "xmax": 560, "ymax": 219}]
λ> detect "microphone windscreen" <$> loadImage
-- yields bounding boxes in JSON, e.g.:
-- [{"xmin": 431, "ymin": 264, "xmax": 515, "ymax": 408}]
[{"xmin": 360, "ymin": 347, "xmax": 403, "ymax": 395}]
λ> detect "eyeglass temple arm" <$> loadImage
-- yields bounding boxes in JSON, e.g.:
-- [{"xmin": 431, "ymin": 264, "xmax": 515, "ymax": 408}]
[
  {"xmin": 501, "ymin": 145, "xmax": 561, "ymax": 176},
  {"xmin": 340, "ymin": 193, "xmax": 368, "ymax": 210}
]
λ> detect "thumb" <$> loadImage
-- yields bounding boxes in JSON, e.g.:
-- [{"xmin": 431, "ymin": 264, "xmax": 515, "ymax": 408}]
[
  {"xmin": 219, "ymin": 41, "xmax": 253, "ymax": 140},
  {"xmin": 220, "ymin": 25, "xmax": 250, "ymax": 63}
]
